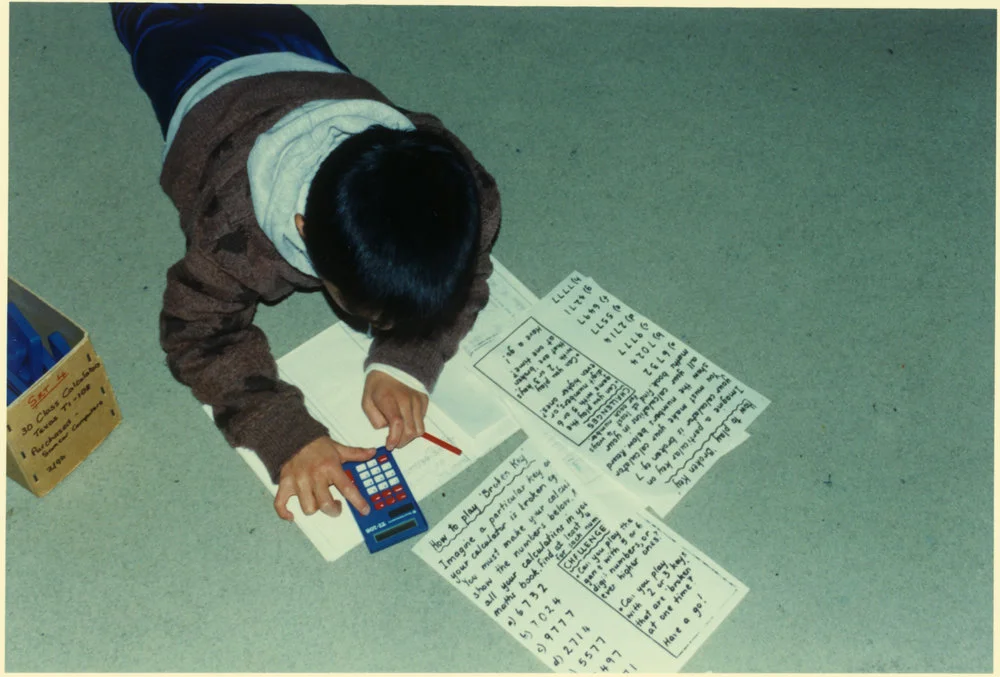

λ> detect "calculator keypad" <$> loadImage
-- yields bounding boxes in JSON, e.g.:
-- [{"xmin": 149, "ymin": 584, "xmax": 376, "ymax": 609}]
[{"xmin": 346, "ymin": 455, "xmax": 409, "ymax": 511}]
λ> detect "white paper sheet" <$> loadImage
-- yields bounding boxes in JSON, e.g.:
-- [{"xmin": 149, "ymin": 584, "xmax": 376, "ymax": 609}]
[
  {"xmin": 213, "ymin": 320, "xmax": 519, "ymax": 562},
  {"xmin": 474, "ymin": 272, "xmax": 770, "ymax": 515},
  {"xmin": 412, "ymin": 441, "xmax": 748, "ymax": 673},
  {"xmin": 461, "ymin": 256, "xmax": 540, "ymax": 361},
  {"xmin": 511, "ymin": 408, "xmax": 751, "ymax": 519},
  {"xmin": 434, "ymin": 257, "xmax": 540, "ymax": 445}
]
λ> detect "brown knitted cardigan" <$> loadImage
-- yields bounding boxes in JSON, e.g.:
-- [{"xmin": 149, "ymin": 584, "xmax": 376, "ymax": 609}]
[{"xmin": 158, "ymin": 70, "xmax": 501, "ymax": 481}]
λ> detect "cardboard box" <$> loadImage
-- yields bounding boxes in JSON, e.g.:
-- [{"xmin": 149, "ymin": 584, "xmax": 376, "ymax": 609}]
[{"xmin": 6, "ymin": 278, "xmax": 122, "ymax": 496}]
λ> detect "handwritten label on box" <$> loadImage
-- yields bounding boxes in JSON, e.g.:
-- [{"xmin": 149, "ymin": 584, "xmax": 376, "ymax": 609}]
[{"xmin": 7, "ymin": 340, "xmax": 119, "ymax": 492}]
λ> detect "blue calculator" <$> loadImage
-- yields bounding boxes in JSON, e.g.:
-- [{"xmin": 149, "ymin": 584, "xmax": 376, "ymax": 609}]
[{"xmin": 343, "ymin": 448, "xmax": 428, "ymax": 553}]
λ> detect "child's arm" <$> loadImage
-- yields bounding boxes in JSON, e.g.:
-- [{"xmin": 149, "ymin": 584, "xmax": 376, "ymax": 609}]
[
  {"xmin": 161, "ymin": 250, "xmax": 322, "ymax": 473},
  {"xmin": 161, "ymin": 249, "xmax": 372, "ymax": 517}
]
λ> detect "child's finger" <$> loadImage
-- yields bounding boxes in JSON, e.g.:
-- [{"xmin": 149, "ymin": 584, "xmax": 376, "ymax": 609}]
[
  {"xmin": 332, "ymin": 446, "xmax": 375, "ymax": 515},
  {"xmin": 411, "ymin": 396, "xmax": 426, "ymax": 437},
  {"xmin": 332, "ymin": 470, "xmax": 371, "ymax": 516},
  {"xmin": 362, "ymin": 395, "xmax": 388, "ymax": 429},
  {"xmin": 399, "ymin": 403, "xmax": 419, "ymax": 446},
  {"xmin": 273, "ymin": 480, "xmax": 296, "ymax": 521},
  {"xmin": 296, "ymin": 478, "xmax": 319, "ymax": 515},
  {"xmin": 384, "ymin": 406, "xmax": 404, "ymax": 450},
  {"xmin": 338, "ymin": 445, "xmax": 377, "ymax": 463},
  {"xmin": 386, "ymin": 420, "xmax": 402, "ymax": 450},
  {"xmin": 311, "ymin": 482, "xmax": 342, "ymax": 518}
]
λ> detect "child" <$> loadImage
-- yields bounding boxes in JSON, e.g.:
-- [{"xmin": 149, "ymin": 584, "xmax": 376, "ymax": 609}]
[{"xmin": 111, "ymin": 4, "xmax": 501, "ymax": 522}]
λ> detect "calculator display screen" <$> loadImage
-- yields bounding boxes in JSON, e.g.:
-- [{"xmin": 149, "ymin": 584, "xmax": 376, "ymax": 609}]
[{"xmin": 375, "ymin": 519, "xmax": 418, "ymax": 542}]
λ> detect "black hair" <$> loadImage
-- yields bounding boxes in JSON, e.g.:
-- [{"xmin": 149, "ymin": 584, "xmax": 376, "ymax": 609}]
[{"xmin": 302, "ymin": 124, "xmax": 481, "ymax": 337}]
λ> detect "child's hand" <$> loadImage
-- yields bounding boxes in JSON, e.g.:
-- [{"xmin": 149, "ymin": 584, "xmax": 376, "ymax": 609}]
[
  {"xmin": 361, "ymin": 371, "xmax": 429, "ymax": 451},
  {"xmin": 274, "ymin": 436, "xmax": 376, "ymax": 521}
]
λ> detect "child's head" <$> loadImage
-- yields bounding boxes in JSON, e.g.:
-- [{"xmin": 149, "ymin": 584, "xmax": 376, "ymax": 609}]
[{"xmin": 301, "ymin": 125, "xmax": 481, "ymax": 336}]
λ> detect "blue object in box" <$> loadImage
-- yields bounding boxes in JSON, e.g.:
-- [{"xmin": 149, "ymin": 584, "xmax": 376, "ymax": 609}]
[
  {"xmin": 6, "ymin": 302, "xmax": 70, "ymax": 404},
  {"xmin": 48, "ymin": 331, "xmax": 73, "ymax": 361},
  {"xmin": 342, "ymin": 448, "xmax": 428, "ymax": 553},
  {"xmin": 7, "ymin": 370, "xmax": 29, "ymax": 406}
]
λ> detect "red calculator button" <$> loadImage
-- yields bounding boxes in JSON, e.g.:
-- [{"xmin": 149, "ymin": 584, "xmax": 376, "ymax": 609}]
[
  {"xmin": 393, "ymin": 485, "xmax": 404, "ymax": 492},
  {"xmin": 386, "ymin": 497, "xmax": 396, "ymax": 505},
  {"xmin": 398, "ymin": 492, "xmax": 408, "ymax": 500},
  {"xmin": 374, "ymin": 501, "xmax": 385, "ymax": 510},
  {"xmin": 377, "ymin": 455, "xmax": 389, "ymax": 464}
]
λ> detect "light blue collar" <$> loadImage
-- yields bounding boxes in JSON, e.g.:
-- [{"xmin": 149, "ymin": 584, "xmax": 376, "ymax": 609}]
[{"xmin": 246, "ymin": 99, "xmax": 416, "ymax": 277}]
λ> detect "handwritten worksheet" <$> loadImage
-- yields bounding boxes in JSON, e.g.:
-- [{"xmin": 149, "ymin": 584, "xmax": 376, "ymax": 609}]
[
  {"xmin": 413, "ymin": 442, "xmax": 747, "ymax": 672},
  {"xmin": 460, "ymin": 256, "xmax": 540, "ymax": 361},
  {"xmin": 474, "ymin": 272, "xmax": 770, "ymax": 515}
]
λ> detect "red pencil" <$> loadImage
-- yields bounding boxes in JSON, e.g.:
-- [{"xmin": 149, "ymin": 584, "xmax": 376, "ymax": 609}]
[{"xmin": 421, "ymin": 432, "xmax": 463, "ymax": 456}]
